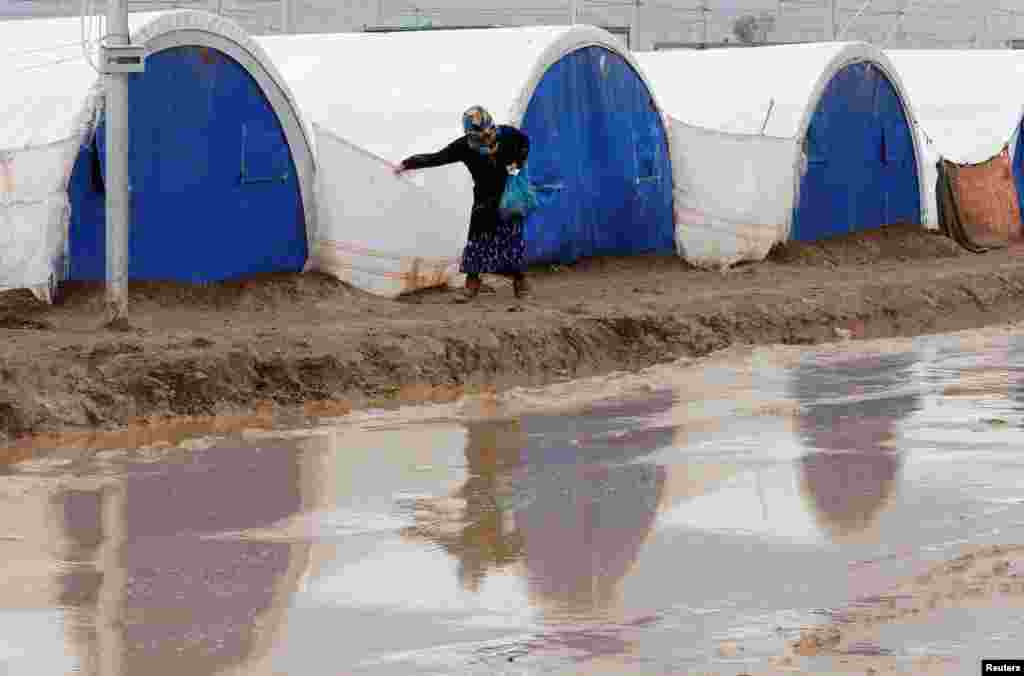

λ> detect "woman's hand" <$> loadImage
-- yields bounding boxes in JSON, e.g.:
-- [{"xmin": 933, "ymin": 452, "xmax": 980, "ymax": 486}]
[{"xmin": 393, "ymin": 161, "xmax": 406, "ymax": 176}]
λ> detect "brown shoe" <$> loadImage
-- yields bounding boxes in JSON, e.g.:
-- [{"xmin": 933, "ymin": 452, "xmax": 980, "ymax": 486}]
[{"xmin": 513, "ymin": 277, "xmax": 531, "ymax": 299}]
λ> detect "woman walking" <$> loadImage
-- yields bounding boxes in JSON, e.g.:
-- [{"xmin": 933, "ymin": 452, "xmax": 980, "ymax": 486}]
[{"xmin": 394, "ymin": 106, "xmax": 532, "ymax": 302}]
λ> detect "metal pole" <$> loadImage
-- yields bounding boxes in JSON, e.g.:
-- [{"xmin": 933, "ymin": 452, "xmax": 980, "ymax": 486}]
[
  {"xmin": 701, "ymin": 2, "xmax": 708, "ymax": 45},
  {"xmin": 280, "ymin": 0, "xmax": 290, "ymax": 33},
  {"xmin": 569, "ymin": 0, "xmax": 577, "ymax": 24},
  {"xmin": 105, "ymin": 0, "xmax": 129, "ymax": 322},
  {"xmin": 376, "ymin": 0, "xmax": 382, "ymax": 26},
  {"xmin": 629, "ymin": 0, "xmax": 640, "ymax": 50},
  {"xmin": 775, "ymin": 0, "xmax": 783, "ymax": 44},
  {"xmin": 831, "ymin": 0, "xmax": 839, "ymax": 40}
]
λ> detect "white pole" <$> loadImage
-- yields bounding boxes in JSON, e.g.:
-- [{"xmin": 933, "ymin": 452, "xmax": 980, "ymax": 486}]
[
  {"xmin": 280, "ymin": 0, "xmax": 290, "ymax": 33},
  {"xmin": 629, "ymin": 0, "xmax": 640, "ymax": 50},
  {"xmin": 830, "ymin": 0, "xmax": 837, "ymax": 39},
  {"xmin": 569, "ymin": 0, "xmax": 577, "ymax": 24},
  {"xmin": 701, "ymin": 2, "xmax": 708, "ymax": 45},
  {"xmin": 105, "ymin": 0, "xmax": 129, "ymax": 322}
]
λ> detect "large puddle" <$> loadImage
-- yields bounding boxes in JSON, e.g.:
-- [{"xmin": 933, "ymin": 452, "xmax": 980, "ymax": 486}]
[{"xmin": 3, "ymin": 328, "xmax": 1024, "ymax": 675}]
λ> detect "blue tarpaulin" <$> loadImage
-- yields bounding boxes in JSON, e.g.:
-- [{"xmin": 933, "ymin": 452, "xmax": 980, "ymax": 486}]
[
  {"xmin": 520, "ymin": 46, "xmax": 674, "ymax": 265},
  {"xmin": 68, "ymin": 45, "xmax": 307, "ymax": 283},
  {"xmin": 792, "ymin": 62, "xmax": 920, "ymax": 242}
]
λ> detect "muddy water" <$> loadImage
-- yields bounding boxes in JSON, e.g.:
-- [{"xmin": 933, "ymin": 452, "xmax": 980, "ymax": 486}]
[{"xmin": 3, "ymin": 330, "xmax": 1024, "ymax": 675}]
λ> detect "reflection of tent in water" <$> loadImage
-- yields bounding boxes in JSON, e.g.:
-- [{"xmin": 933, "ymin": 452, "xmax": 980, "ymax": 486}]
[
  {"xmin": 50, "ymin": 441, "xmax": 323, "ymax": 675},
  {"xmin": 516, "ymin": 390, "xmax": 680, "ymax": 466},
  {"xmin": 515, "ymin": 443, "xmax": 666, "ymax": 617},
  {"xmin": 407, "ymin": 394, "xmax": 688, "ymax": 619},
  {"xmin": 791, "ymin": 351, "xmax": 920, "ymax": 539},
  {"xmin": 0, "ymin": 480, "xmax": 81, "ymax": 674},
  {"xmin": 402, "ymin": 419, "xmax": 526, "ymax": 593},
  {"xmin": 653, "ymin": 410, "xmax": 833, "ymax": 544},
  {"xmin": 406, "ymin": 392, "xmax": 761, "ymax": 622},
  {"xmin": 1009, "ymin": 336, "xmax": 1024, "ymax": 410}
]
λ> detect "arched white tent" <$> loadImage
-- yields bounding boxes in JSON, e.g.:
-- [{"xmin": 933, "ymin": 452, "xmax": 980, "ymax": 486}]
[
  {"xmin": 885, "ymin": 51, "xmax": 1024, "ymax": 166},
  {"xmin": 0, "ymin": 11, "xmax": 313, "ymax": 301},
  {"xmin": 256, "ymin": 25, "xmax": 676, "ymax": 298},
  {"xmin": 635, "ymin": 42, "xmax": 928, "ymax": 269},
  {"xmin": 885, "ymin": 50, "xmax": 1024, "ymax": 240}
]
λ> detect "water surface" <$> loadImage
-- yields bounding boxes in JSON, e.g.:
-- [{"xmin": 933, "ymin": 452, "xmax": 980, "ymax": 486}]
[{"xmin": 3, "ymin": 329, "xmax": 1024, "ymax": 675}]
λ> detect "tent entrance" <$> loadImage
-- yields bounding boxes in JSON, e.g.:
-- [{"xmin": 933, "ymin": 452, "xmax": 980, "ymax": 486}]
[
  {"xmin": 792, "ymin": 62, "xmax": 920, "ymax": 242},
  {"xmin": 68, "ymin": 45, "xmax": 306, "ymax": 283},
  {"xmin": 521, "ymin": 46, "xmax": 674, "ymax": 265}
]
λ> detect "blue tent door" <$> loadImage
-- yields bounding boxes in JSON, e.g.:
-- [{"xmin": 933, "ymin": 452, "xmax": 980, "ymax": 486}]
[
  {"xmin": 791, "ymin": 62, "xmax": 920, "ymax": 242},
  {"xmin": 521, "ymin": 46, "xmax": 674, "ymax": 265},
  {"xmin": 68, "ymin": 46, "xmax": 306, "ymax": 283}
]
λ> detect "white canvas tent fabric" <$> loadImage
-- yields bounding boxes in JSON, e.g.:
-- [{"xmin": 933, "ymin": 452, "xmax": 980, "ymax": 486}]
[
  {"xmin": 0, "ymin": 10, "xmax": 310, "ymax": 302},
  {"xmin": 885, "ymin": 50, "xmax": 1024, "ymax": 229},
  {"xmin": 0, "ymin": 13, "xmax": 155, "ymax": 301},
  {"xmin": 634, "ymin": 42, "xmax": 928, "ymax": 268},
  {"xmin": 255, "ymin": 26, "xmax": 662, "ymax": 298}
]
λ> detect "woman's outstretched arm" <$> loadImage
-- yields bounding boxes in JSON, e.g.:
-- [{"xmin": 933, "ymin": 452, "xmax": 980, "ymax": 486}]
[{"xmin": 397, "ymin": 138, "xmax": 465, "ymax": 173}]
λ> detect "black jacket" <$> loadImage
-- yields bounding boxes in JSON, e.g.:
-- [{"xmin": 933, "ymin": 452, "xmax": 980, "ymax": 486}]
[{"xmin": 401, "ymin": 125, "xmax": 530, "ymax": 210}]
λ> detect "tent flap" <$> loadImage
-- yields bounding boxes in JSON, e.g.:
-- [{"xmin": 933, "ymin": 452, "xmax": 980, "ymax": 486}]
[
  {"xmin": 0, "ymin": 131, "xmax": 91, "ymax": 295},
  {"xmin": 308, "ymin": 125, "xmax": 465, "ymax": 298},
  {"xmin": 667, "ymin": 119, "xmax": 795, "ymax": 268},
  {"xmin": 937, "ymin": 148, "xmax": 1023, "ymax": 251}
]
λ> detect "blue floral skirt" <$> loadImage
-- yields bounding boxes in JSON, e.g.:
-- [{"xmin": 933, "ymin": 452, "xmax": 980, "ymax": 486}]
[{"xmin": 460, "ymin": 212, "xmax": 526, "ymax": 277}]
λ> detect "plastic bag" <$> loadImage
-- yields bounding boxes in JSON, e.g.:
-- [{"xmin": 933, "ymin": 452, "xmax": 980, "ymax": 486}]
[{"xmin": 498, "ymin": 162, "xmax": 539, "ymax": 221}]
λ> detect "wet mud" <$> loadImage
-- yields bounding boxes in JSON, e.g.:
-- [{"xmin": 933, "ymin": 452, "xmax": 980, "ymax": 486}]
[
  {"xmin": 3, "ymin": 224, "xmax": 1024, "ymax": 445},
  {"xmin": 792, "ymin": 544, "xmax": 1024, "ymax": 657}
]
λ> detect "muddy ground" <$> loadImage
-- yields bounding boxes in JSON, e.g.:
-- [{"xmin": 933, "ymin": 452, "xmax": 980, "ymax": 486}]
[{"xmin": 3, "ymin": 223, "xmax": 1024, "ymax": 449}]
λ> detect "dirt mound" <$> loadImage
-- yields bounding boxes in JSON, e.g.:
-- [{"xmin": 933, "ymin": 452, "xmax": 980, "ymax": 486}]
[
  {"xmin": 0, "ymin": 289, "xmax": 46, "ymax": 313},
  {"xmin": 768, "ymin": 223, "xmax": 967, "ymax": 267},
  {"xmin": 531, "ymin": 254, "xmax": 695, "ymax": 276},
  {"xmin": 4, "ymin": 241, "xmax": 1024, "ymax": 446},
  {"xmin": 52, "ymin": 271, "xmax": 350, "ymax": 312},
  {"xmin": 0, "ymin": 290, "xmax": 53, "ymax": 330},
  {"xmin": 791, "ymin": 544, "xmax": 1024, "ymax": 661},
  {"xmin": 0, "ymin": 315, "xmax": 52, "ymax": 331}
]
